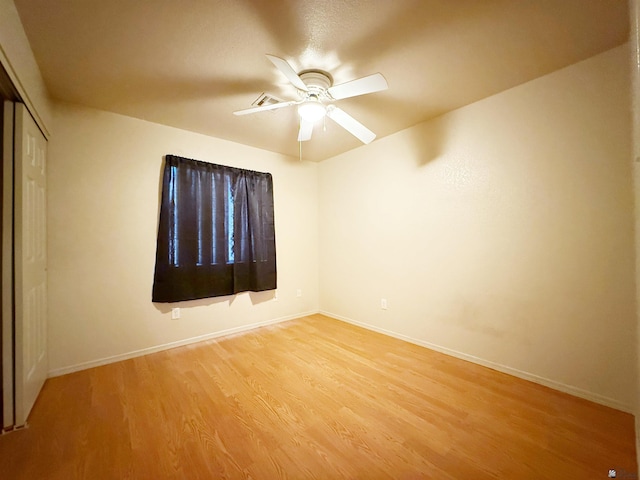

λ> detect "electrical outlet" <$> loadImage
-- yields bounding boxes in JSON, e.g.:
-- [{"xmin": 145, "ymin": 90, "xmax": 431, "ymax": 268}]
[
  {"xmin": 381, "ymin": 299, "xmax": 388, "ymax": 310},
  {"xmin": 273, "ymin": 291, "xmax": 278, "ymax": 301},
  {"xmin": 171, "ymin": 308, "xmax": 181, "ymax": 320},
  {"xmin": 296, "ymin": 289, "xmax": 302, "ymax": 298}
]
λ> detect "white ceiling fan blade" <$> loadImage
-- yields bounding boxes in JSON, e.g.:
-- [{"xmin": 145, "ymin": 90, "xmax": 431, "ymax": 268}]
[
  {"xmin": 298, "ymin": 118, "xmax": 314, "ymax": 141},
  {"xmin": 327, "ymin": 73, "xmax": 388, "ymax": 100},
  {"xmin": 326, "ymin": 106, "xmax": 376, "ymax": 144},
  {"xmin": 233, "ymin": 100, "xmax": 297, "ymax": 116},
  {"xmin": 266, "ymin": 54, "xmax": 309, "ymax": 92}
]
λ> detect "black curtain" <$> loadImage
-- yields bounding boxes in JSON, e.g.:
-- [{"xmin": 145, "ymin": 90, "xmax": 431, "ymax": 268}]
[{"xmin": 152, "ymin": 155, "xmax": 276, "ymax": 302}]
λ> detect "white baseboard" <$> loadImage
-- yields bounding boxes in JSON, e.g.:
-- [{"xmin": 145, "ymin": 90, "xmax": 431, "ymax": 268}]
[
  {"xmin": 319, "ymin": 310, "xmax": 634, "ymax": 414},
  {"xmin": 49, "ymin": 308, "xmax": 635, "ymax": 414},
  {"xmin": 48, "ymin": 311, "xmax": 318, "ymax": 378}
]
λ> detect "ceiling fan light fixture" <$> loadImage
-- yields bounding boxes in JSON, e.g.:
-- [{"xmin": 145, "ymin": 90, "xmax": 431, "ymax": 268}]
[{"xmin": 298, "ymin": 98, "xmax": 326, "ymax": 123}]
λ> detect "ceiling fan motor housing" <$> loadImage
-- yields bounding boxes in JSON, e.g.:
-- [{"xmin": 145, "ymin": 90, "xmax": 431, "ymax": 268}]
[{"xmin": 298, "ymin": 70, "xmax": 333, "ymax": 98}]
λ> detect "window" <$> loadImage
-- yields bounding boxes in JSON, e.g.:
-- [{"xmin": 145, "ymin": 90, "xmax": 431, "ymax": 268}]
[{"xmin": 152, "ymin": 155, "xmax": 276, "ymax": 302}]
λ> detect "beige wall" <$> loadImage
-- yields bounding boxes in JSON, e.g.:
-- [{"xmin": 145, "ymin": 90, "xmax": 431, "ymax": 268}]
[
  {"xmin": 47, "ymin": 102, "xmax": 319, "ymax": 374},
  {"xmin": 0, "ymin": 0, "xmax": 52, "ymax": 136},
  {"xmin": 319, "ymin": 45, "xmax": 636, "ymax": 411}
]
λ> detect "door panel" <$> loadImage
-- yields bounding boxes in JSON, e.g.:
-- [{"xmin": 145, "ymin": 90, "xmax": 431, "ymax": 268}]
[
  {"xmin": 1, "ymin": 100, "xmax": 13, "ymax": 430},
  {"xmin": 14, "ymin": 103, "xmax": 47, "ymax": 426}
]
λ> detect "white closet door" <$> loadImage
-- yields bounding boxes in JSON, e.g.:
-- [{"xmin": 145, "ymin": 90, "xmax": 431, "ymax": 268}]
[{"xmin": 14, "ymin": 103, "xmax": 47, "ymax": 426}]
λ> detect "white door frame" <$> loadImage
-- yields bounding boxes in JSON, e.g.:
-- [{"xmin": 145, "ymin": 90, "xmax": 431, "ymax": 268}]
[{"xmin": 1, "ymin": 100, "xmax": 14, "ymax": 430}]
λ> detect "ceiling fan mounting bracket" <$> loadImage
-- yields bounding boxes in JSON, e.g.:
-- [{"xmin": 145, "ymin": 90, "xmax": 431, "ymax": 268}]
[{"xmin": 298, "ymin": 70, "xmax": 333, "ymax": 97}]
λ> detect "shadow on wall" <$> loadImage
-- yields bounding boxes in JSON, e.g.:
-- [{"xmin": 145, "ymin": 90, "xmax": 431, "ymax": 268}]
[
  {"xmin": 405, "ymin": 115, "xmax": 450, "ymax": 166},
  {"xmin": 152, "ymin": 290, "xmax": 275, "ymax": 314}
]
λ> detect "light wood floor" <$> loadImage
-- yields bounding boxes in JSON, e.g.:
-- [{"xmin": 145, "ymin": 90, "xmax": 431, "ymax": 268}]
[{"xmin": 0, "ymin": 314, "xmax": 636, "ymax": 479}]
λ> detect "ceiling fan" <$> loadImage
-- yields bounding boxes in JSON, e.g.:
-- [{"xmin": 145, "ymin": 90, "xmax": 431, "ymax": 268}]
[{"xmin": 233, "ymin": 54, "xmax": 388, "ymax": 144}]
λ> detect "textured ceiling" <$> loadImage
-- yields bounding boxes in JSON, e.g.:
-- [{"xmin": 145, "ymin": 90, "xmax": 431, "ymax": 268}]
[{"xmin": 14, "ymin": 0, "xmax": 629, "ymax": 162}]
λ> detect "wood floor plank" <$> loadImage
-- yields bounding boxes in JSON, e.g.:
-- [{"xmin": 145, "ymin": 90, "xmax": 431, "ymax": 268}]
[{"xmin": 0, "ymin": 314, "xmax": 635, "ymax": 479}]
